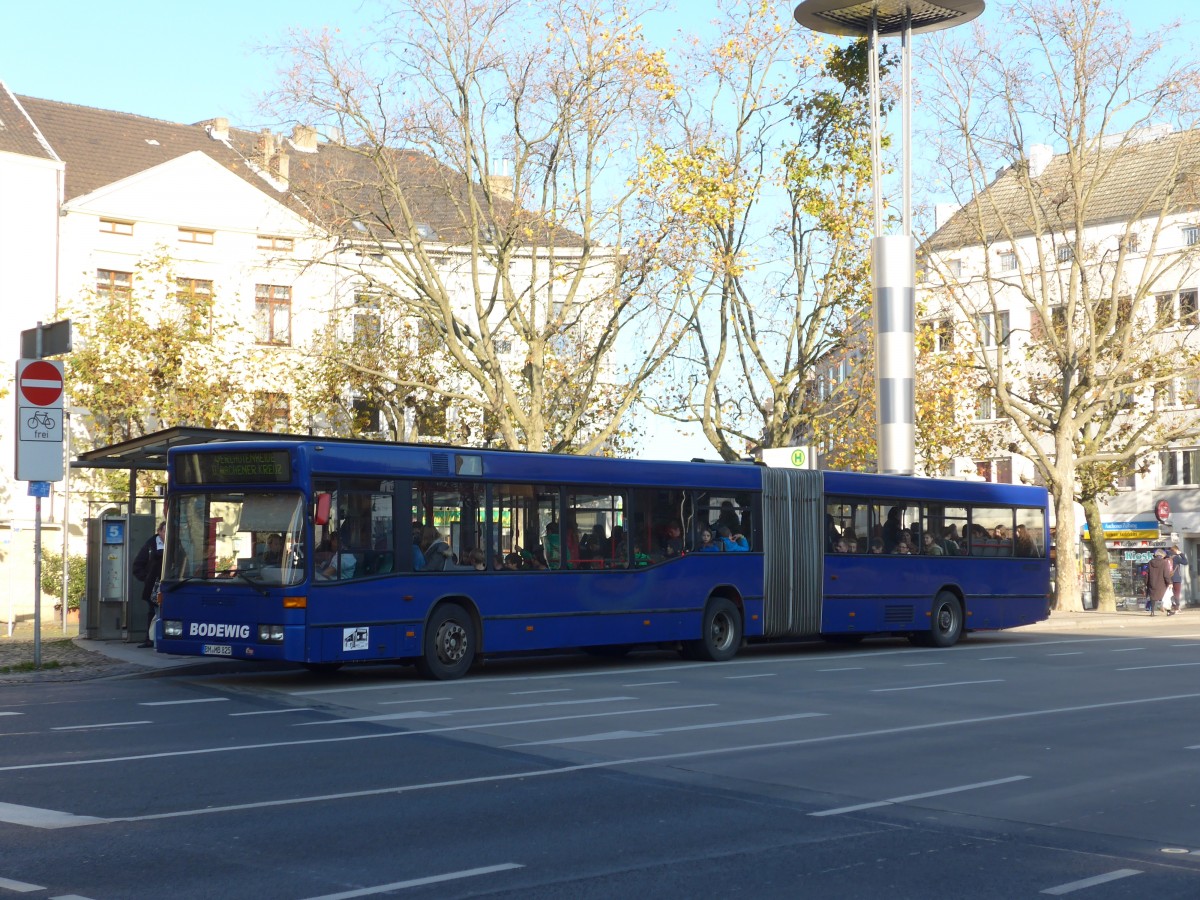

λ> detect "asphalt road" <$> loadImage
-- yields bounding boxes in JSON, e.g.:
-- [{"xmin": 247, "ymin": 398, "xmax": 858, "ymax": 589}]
[{"xmin": 1, "ymin": 617, "xmax": 1199, "ymax": 899}]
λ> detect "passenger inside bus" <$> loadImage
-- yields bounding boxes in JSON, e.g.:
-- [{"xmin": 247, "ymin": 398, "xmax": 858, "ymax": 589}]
[{"xmin": 316, "ymin": 532, "xmax": 357, "ymax": 580}]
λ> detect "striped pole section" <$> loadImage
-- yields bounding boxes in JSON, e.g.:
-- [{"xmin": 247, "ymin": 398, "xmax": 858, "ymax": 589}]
[{"xmin": 873, "ymin": 234, "xmax": 915, "ymax": 476}]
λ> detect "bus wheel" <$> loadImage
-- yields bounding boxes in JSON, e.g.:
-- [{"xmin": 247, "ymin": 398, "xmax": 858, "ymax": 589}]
[
  {"xmin": 417, "ymin": 603, "xmax": 476, "ymax": 680},
  {"xmin": 916, "ymin": 593, "xmax": 963, "ymax": 648},
  {"xmin": 685, "ymin": 598, "xmax": 742, "ymax": 662}
]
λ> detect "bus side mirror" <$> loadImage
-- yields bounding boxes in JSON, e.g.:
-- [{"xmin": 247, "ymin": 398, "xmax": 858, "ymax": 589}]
[{"xmin": 314, "ymin": 493, "xmax": 332, "ymax": 526}]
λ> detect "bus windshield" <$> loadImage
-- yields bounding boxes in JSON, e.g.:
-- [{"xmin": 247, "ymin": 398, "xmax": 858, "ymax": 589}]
[{"xmin": 164, "ymin": 491, "xmax": 306, "ymax": 586}]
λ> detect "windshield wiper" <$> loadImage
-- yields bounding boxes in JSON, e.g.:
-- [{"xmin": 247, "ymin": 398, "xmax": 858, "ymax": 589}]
[
  {"xmin": 233, "ymin": 570, "xmax": 270, "ymax": 596},
  {"xmin": 163, "ymin": 576, "xmax": 197, "ymax": 593}
]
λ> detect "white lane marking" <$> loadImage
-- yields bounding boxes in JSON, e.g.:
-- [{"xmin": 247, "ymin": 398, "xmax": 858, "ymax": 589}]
[
  {"xmin": 47, "ymin": 690, "xmax": 1200, "ymax": 825},
  {"xmin": 0, "ymin": 875, "xmax": 44, "ymax": 891},
  {"xmin": 49, "ymin": 895, "xmax": 95, "ymax": 899},
  {"xmin": 0, "ymin": 712, "xmax": 23, "ymax": 717},
  {"xmin": 508, "ymin": 713, "xmax": 827, "ymax": 746},
  {"xmin": 904, "ymin": 663, "xmax": 945, "ymax": 668},
  {"xmin": 1119, "ymin": 662, "xmax": 1200, "ymax": 672},
  {"xmin": 299, "ymin": 697, "xmax": 636, "ymax": 725},
  {"xmin": 1047, "ymin": 652, "xmax": 1084, "ymax": 657},
  {"xmin": 1111, "ymin": 647, "xmax": 1144, "ymax": 652},
  {"xmin": 52, "ymin": 721, "xmax": 152, "ymax": 731},
  {"xmin": 299, "ymin": 863, "xmax": 524, "ymax": 899},
  {"xmin": 1169, "ymin": 643, "xmax": 1200, "ymax": 647},
  {"xmin": 810, "ymin": 775, "xmax": 1030, "ymax": 817},
  {"xmin": 285, "ymin": 638, "xmax": 1146, "ymax": 697},
  {"xmin": 230, "ymin": 709, "xmax": 317, "ymax": 717},
  {"xmin": 509, "ymin": 689, "xmax": 571, "ymax": 696},
  {"xmin": 377, "ymin": 697, "xmax": 451, "ymax": 706},
  {"xmin": 622, "ymin": 681, "xmax": 679, "ymax": 687},
  {"xmin": 818, "ymin": 667, "xmax": 864, "ymax": 672},
  {"xmin": 1040, "ymin": 869, "xmax": 1141, "ymax": 895},
  {"xmin": 0, "ymin": 704, "xmax": 717, "ymax": 773},
  {"xmin": 726, "ymin": 673, "xmax": 776, "ymax": 680},
  {"xmin": 872, "ymin": 680, "xmax": 1003, "ymax": 693},
  {"xmin": 0, "ymin": 802, "xmax": 108, "ymax": 829},
  {"xmin": 978, "ymin": 656, "xmax": 1016, "ymax": 661},
  {"xmin": 139, "ymin": 698, "xmax": 228, "ymax": 707}
]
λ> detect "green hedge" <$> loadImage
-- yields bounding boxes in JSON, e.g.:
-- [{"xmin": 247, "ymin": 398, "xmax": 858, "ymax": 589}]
[{"xmin": 40, "ymin": 550, "xmax": 87, "ymax": 610}]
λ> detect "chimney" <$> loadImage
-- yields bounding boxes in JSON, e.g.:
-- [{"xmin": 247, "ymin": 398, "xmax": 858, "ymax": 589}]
[
  {"xmin": 258, "ymin": 128, "xmax": 276, "ymax": 166},
  {"xmin": 1028, "ymin": 144, "xmax": 1054, "ymax": 178},
  {"xmin": 291, "ymin": 124, "xmax": 319, "ymax": 153},
  {"xmin": 934, "ymin": 203, "xmax": 959, "ymax": 230},
  {"xmin": 486, "ymin": 175, "xmax": 514, "ymax": 201},
  {"xmin": 271, "ymin": 149, "xmax": 290, "ymax": 185},
  {"xmin": 207, "ymin": 117, "xmax": 230, "ymax": 141}
]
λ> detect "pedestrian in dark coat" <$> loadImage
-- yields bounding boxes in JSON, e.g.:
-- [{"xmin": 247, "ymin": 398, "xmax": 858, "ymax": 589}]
[
  {"xmin": 1146, "ymin": 549, "xmax": 1173, "ymax": 616},
  {"xmin": 132, "ymin": 521, "xmax": 165, "ymax": 645}
]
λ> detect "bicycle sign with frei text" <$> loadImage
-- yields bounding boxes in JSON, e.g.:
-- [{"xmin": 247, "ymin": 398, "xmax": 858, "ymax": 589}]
[{"xmin": 14, "ymin": 358, "xmax": 64, "ymax": 482}]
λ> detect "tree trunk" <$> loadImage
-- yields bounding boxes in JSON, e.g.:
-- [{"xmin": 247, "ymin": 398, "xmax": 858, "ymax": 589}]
[
  {"xmin": 1052, "ymin": 443, "xmax": 1082, "ymax": 611},
  {"xmin": 1081, "ymin": 498, "xmax": 1116, "ymax": 612}
]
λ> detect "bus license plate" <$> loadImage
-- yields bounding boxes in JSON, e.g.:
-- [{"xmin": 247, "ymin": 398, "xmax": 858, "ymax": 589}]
[{"xmin": 203, "ymin": 644, "xmax": 232, "ymax": 657}]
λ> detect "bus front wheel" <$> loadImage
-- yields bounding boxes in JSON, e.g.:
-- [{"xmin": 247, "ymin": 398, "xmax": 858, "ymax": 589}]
[
  {"xmin": 912, "ymin": 593, "xmax": 963, "ymax": 648},
  {"xmin": 684, "ymin": 597, "xmax": 742, "ymax": 662},
  {"xmin": 417, "ymin": 603, "xmax": 476, "ymax": 680}
]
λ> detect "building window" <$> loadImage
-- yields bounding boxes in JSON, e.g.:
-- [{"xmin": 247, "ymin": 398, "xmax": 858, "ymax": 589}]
[
  {"xmin": 352, "ymin": 293, "xmax": 381, "ymax": 343},
  {"xmin": 999, "ymin": 251, "xmax": 1017, "ymax": 271},
  {"xmin": 494, "ymin": 337, "xmax": 513, "ymax": 354},
  {"xmin": 1184, "ymin": 226, "xmax": 1199, "ymax": 247},
  {"xmin": 99, "ymin": 218, "xmax": 133, "ymax": 235},
  {"xmin": 1160, "ymin": 448, "xmax": 1199, "ymax": 487},
  {"xmin": 257, "ymin": 234, "xmax": 294, "ymax": 252},
  {"xmin": 1125, "ymin": 232, "xmax": 1139, "ymax": 253},
  {"xmin": 1181, "ymin": 290, "xmax": 1198, "ymax": 327},
  {"xmin": 946, "ymin": 259, "xmax": 963, "ymax": 278},
  {"xmin": 251, "ymin": 392, "xmax": 291, "ymax": 433},
  {"xmin": 254, "ymin": 284, "xmax": 292, "ymax": 345},
  {"xmin": 1056, "ymin": 244, "xmax": 1074, "ymax": 263},
  {"xmin": 975, "ymin": 458, "xmax": 1013, "ymax": 484},
  {"xmin": 96, "ymin": 269, "xmax": 133, "ymax": 305},
  {"xmin": 976, "ymin": 311, "xmax": 1010, "ymax": 347},
  {"xmin": 175, "ymin": 278, "xmax": 214, "ymax": 334},
  {"xmin": 975, "ymin": 390, "xmax": 994, "ymax": 421},
  {"xmin": 352, "ymin": 397, "xmax": 381, "ymax": 432},
  {"xmin": 179, "ymin": 227, "xmax": 215, "ymax": 244},
  {"xmin": 1180, "ymin": 375, "xmax": 1200, "ymax": 407}
]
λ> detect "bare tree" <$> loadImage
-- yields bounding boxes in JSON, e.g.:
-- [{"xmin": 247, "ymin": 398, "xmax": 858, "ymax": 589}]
[
  {"xmin": 920, "ymin": 0, "xmax": 1200, "ymax": 610},
  {"xmin": 263, "ymin": 0, "xmax": 690, "ymax": 453},
  {"xmin": 640, "ymin": 3, "xmax": 878, "ymax": 462}
]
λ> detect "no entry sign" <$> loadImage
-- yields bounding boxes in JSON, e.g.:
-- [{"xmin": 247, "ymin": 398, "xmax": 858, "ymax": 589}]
[
  {"xmin": 15, "ymin": 358, "xmax": 64, "ymax": 482},
  {"xmin": 19, "ymin": 359, "xmax": 64, "ymax": 406}
]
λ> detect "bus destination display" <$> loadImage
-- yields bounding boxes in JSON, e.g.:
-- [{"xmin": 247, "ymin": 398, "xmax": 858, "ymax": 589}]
[{"xmin": 176, "ymin": 451, "xmax": 292, "ymax": 485}]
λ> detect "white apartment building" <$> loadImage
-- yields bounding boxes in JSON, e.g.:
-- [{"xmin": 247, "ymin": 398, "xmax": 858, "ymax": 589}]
[
  {"xmin": 0, "ymin": 84, "xmax": 615, "ymax": 625},
  {"xmin": 920, "ymin": 128, "xmax": 1200, "ymax": 604}
]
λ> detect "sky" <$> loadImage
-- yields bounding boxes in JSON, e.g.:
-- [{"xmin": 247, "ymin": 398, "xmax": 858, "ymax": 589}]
[{"xmin": 3, "ymin": 0, "xmax": 1192, "ymax": 460}]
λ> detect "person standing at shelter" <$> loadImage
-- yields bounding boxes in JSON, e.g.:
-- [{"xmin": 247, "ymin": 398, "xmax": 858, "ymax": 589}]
[
  {"xmin": 132, "ymin": 521, "xmax": 166, "ymax": 647},
  {"xmin": 1145, "ymin": 548, "xmax": 1174, "ymax": 616},
  {"xmin": 1169, "ymin": 544, "xmax": 1188, "ymax": 611}
]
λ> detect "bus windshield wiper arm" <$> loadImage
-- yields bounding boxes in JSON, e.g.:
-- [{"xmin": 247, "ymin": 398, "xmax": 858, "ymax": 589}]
[
  {"xmin": 163, "ymin": 576, "xmax": 197, "ymax": 593},
  {"xmin": 234, "ymin": 571, "xmax": 270, "ymax": 596}
]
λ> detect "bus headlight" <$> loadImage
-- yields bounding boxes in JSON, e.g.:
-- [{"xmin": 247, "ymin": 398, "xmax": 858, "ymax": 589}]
[
  {"xmin": 163, "ymin": 620, "xmax": 183, "ymax": 638},
  {"xmin": 258, "ymin": 624, "xmax": 285, "ymax": 643}
]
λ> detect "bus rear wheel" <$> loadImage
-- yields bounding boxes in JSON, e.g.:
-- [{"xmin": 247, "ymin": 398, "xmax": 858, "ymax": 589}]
[
  {"xmin": 912, "ymin": 592, "xmax": 963, "ymax": 648},
  {"xmin": 417, "ymin": 603, "xmax": 476, "ymax": 680},
  {"xmin": 683, "ymin": 597, "xmax": 742, "ymax": 662}
]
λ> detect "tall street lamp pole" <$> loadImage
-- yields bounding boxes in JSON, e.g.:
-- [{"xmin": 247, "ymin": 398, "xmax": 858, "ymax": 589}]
[{"xmin": 793, "ymin": 0, "xmax": 983, "ymax": 475}]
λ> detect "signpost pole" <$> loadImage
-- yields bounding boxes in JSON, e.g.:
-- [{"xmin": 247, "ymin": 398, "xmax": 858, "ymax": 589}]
[{"xmin": 33, "ymin": 496, "xmax": 42, "ymax": 668}]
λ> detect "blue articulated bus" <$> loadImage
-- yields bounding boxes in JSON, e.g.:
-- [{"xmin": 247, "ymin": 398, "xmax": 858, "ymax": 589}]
[{"xmin": 157, "ymin": 440, "xmax": 1051, "ymax": 679}]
